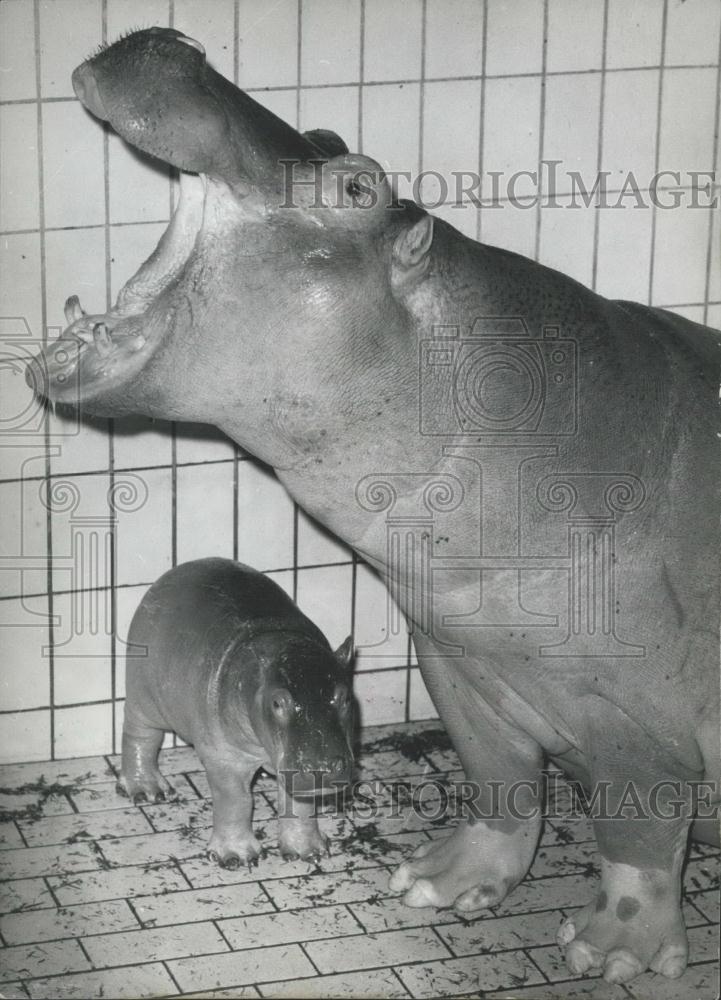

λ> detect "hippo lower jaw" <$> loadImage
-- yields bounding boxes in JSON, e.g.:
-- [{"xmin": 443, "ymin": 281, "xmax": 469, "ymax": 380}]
[{"xmin": 28, "ymin": 170, "xmax": 209, "ymax": 407}]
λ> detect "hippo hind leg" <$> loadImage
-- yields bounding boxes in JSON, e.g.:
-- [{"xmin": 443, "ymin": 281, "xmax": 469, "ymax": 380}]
[
  {"xmin": 558, "ymin": 697, "xmax": 692, "ymax": 984},
  {"xmin": 118, "ymin": 713, "xmax": 175, "ymax": 804}
]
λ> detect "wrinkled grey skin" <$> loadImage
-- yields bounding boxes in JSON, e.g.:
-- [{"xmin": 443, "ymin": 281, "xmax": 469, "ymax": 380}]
[
  {"xmin": 29, "ymin": 28, "xmax": 720, "ymax": 983},
  {"xmin": 120, "ymin": 558, "xmax": 354, "ymax": 867}
]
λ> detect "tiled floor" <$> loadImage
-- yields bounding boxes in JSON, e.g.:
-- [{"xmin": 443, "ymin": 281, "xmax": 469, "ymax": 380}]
[{"xmin": 0, "ymin": 722, "xmax": 718, "ymax": 999}]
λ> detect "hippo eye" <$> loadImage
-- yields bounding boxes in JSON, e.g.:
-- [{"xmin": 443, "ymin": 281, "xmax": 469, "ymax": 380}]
[{"xmin": 333, "ymin": 687, "xmax": 351, "ymax": 711}]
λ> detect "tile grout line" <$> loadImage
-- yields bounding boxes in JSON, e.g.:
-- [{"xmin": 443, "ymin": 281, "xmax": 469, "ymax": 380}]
[
  {"xmin": 290, "ymin": 0, "xmax": 301, "ymax": 616},
  {"xmin": 0, "ymin": 662, "xmax": 413, "ymax": 718},
  {"xmin": 0, "ymin": 455, "xmax": 253, "ymax": 488},
  {"xmin": 167, "ymin": 0, "xmax": 179, "ymax": 749},
  {"xmin": 358, "ymin": 0, "xmax": 365, "ymax": 153},
  {"xmin": 232, "ymin": 0, "xmax": 241, "ymax": 565},
  {"xmin": 99, "ymin": 0, "xmax": 120, "ymax": 759},
  {"xmin": 297, "ymin": 939, "xmax": 323, "ymax": 976},
  {"xmin": 0, "ymin": 181, "xmax": 716, "ymax": 242},
  {"xmin": 590, "ymin": 0, "xmax": 610, "ymax": 293},
  {"xmin": 296, "ymin": 0, "xmax": 303, "ymax": 130},
  {"xmin": 647, "ymin": 0, "xmax": 670, "ymax": 306},
  {"xmin": 523, "ymin": 943, "xmax": 553, "ymax": 985},
  {"xmin": 74, "ymin": 933, "xmax": 93, "ymax": 969},
  {"xmin": 160, "ymin": 959, "xmax": 183, "ymax": 996},
  {"xmin": 256, "ymin": 878, "xmax": 281, "ymax": 913},
  {"xmin": 405, "ymin": 0, "xmax": 428, "ymax": 724},
  {"xmin": 1, "ymin": 59, "xmax": 719, "ymax": 109},
  {"xmin": 702, "ymin": 13, "xmax": 721, "ymax": 326},
  {"xmin": 427, "ymin": 920, "xmax": 455, "ymax": 958},
  {"xmin": 31, "ymin": 0, "xmax": 56, "ymax": 764},
  {"xmin": 533, "ymin": 0, "xmax": 550, "ymax": 263},
  {"xmin": 210, "ymin": 914, "xmax": 235, "ymax": 952},
  {"xmin": 476, "ymin": 0, "xmax": 489, "ymax": 245}
]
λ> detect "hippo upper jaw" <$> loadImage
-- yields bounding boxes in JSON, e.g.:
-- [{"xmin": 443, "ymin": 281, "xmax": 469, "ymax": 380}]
[{"xmin": 72, "ymin": 27, "xmax": 320, "ymax": 187}]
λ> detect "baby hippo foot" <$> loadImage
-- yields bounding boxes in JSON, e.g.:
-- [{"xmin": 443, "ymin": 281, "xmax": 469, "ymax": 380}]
[
  {"xmin": 558, "ymin": 861, "xmax": 688, "ymax": 983},
  {"xmin": 390, "ymin": 818, "xmax": 535, "ymax": 914},
  {"xmin": 207, "ymin": 828, "xmax": 262, "ymax": 870},
  {"xmin": 117, "ymin": 769, "xmax": 175, "ymax": 805},
  {"xmin": 278, "ymin": 816, "xmax": 329, "ymax": 862}
]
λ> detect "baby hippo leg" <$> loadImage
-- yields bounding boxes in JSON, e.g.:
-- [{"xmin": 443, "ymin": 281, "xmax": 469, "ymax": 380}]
[
  {"xmin": 277, "ymin": 786, "xmax": 329, "ymax": 862},
  {"xmin": 201, "ymin": 751, "xmax": 262, "ymax": 869}
]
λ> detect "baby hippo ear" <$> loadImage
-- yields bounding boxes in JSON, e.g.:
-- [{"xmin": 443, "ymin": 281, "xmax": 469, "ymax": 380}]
[{"xmin": 335, "ymin": 635, "xmax": 355, "ymax": 670}]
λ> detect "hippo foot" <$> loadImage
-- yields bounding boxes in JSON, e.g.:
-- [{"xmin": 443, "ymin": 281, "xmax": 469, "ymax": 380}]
[
  {"xmin": 207, "ymin": 830, "xmax": 262, "ymax": 869},
  {"xmin": 557, "ymin": 862, "xmax": 687, "ymax": 983},
  {"xmin": 116, "ymin": 771, "xmax": 175, "ymax": 804},
  {"xmin": 278, "ymin": 822, "xmax": 329, "ymax": 862},
  {"xmin": 390, "ymin": 819, "xmax": 533, "ymax": 913}
]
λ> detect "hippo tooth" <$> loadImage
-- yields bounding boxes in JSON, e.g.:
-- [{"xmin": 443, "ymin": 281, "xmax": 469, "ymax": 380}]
[
  {"xmin": 93, "ymin": 322, "xmax": 112, "ymax": 356},
  {"xmin": 64, "ymin": 294, "xmax": 85, "ymax": 325}
]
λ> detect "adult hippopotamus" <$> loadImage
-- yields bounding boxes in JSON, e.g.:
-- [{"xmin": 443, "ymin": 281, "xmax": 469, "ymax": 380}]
[
  {"xmin": 29, "ymin": 27, "xmax": 719, "ymax": 985},
  {"xmin": 120, "ymin": 557, "xmax": 354, "ymax": 866}
]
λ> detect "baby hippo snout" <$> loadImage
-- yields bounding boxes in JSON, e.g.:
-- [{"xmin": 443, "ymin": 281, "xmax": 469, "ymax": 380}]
[
  {"xmin": 283, "ymin": 753, "xmax": 353, "ymax": 798},
  {"xmin": 267, "ymin": 676, "xmax": 354, "ymax": 798}
]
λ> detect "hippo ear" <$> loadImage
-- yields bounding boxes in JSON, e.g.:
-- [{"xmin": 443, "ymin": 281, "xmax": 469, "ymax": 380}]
[
  {"xmin": 393, "ymin": 214, "xmax": 434, "ymax": 281},
  {"xmin": 334, "ymin": 635, "xmax": 355, "ymax": 671},
  {"xmin": 303, "ymin": 129, "xmax": 349, "ymax": 158}
]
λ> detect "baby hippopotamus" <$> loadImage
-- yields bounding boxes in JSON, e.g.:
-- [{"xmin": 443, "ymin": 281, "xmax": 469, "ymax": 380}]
[{"xmin": 118, "ymin": 557, "xmax": 354, "ymax": 867}]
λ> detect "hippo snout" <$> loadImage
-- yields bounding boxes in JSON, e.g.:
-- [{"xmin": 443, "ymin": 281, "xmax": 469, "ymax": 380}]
[
  {"xmin": 25, "ymin": 353, "xmax": 49, "ymax": 398},
  {"xmin": 282, "ymin": 755, "xmax": 353, "ymax": 798}
]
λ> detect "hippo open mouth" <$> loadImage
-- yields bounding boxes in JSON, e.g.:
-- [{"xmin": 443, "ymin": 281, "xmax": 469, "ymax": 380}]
[
  {"xmin": 28, "ymin": 26, "xmax": 394, "ymax": 417},
  {"xmin": 36, "ymin": 164, "xmax": 209, "ymax": 406}
]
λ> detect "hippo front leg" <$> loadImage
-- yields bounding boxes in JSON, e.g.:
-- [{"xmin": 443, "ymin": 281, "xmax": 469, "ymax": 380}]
[
  {"xmin": 557, "ymin": 700, "xmax": 692, "ymax": 983},
  {"xmin": 199, "ymin": 748, "xmax": 262, "ymax": 869},
  {"xmin": 277, "ymin": 787, "xmax": 329, "ymax": 862},
  {"xmin": 390, "ymin": 664, "xmax": 542, "ymax": 912}
]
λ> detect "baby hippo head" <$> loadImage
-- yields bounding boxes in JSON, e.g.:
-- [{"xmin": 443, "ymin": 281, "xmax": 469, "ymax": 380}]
[{"xmin": 252, "ymin": 634, "xmax": 355, "ymax": 799}]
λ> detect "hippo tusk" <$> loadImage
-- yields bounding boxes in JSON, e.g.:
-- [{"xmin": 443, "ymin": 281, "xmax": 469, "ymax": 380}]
[
  {"xmin": 93, "ymin": 322, "xmax": 112, "ymax": 356},
  {"xmin": 64, "ymin": 295, "xmax": 86, "ymax": 325}
]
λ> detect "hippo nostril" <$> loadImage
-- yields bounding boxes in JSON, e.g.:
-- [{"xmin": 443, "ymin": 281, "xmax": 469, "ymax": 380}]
[{"xmin": 71, "ymin": 66, "xmax": 109, "ymax": 121}]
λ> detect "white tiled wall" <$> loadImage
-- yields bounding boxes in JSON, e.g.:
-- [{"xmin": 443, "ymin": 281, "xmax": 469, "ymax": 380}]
[{"xmin": 1, "ymin": 0, "xmax": 718, "ymax": 761}]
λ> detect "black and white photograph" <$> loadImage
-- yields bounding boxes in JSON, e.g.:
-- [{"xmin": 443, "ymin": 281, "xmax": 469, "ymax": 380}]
[{"xmin": 0, "ymin": 0, "xmax": 719, "ymax": 997}]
